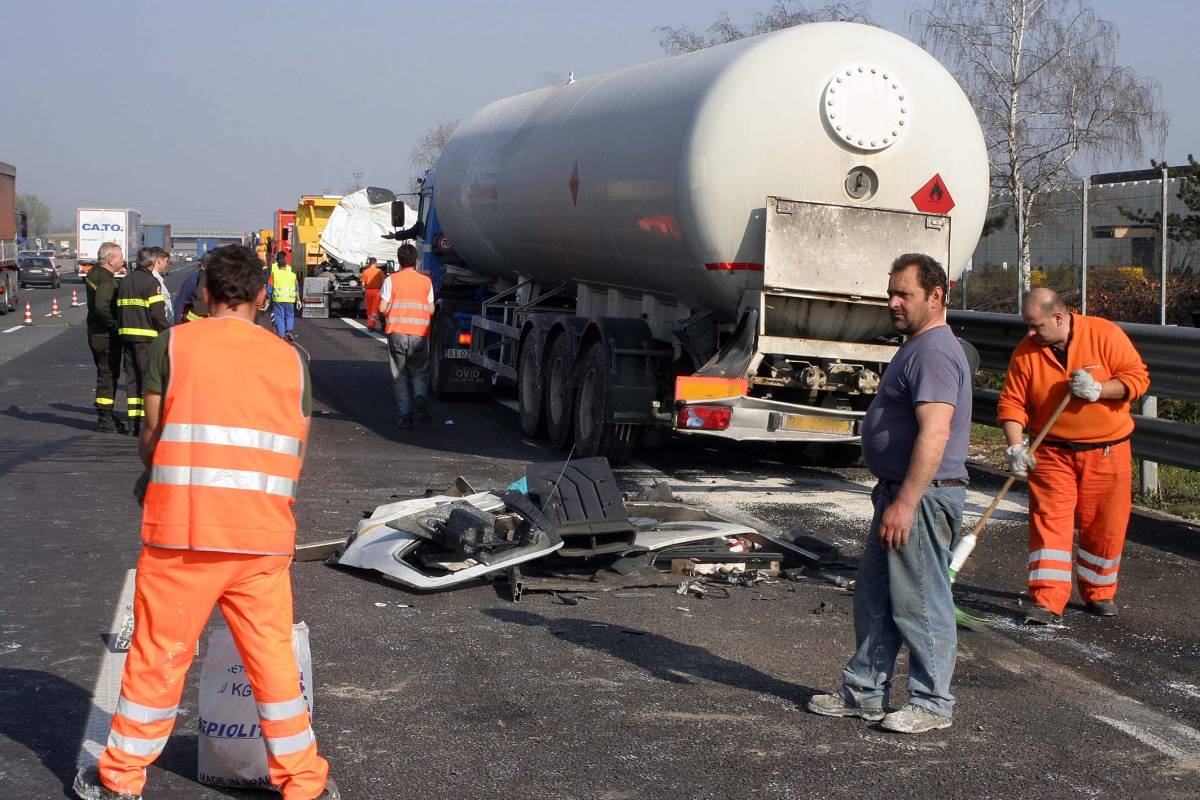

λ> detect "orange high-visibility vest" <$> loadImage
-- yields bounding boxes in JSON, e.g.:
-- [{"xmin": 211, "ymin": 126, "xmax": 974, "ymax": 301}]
[
  {"xmin": 383, "ymin": 269, "xmax": 434, "ymax": 337},
  {"xmin": 141, "ymin": 316, "xmax": 309, "ymax": 555}
]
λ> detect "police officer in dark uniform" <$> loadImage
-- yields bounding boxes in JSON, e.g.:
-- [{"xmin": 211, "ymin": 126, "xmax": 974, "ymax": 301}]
[
  {"xmin": 86, "ymin": 241, "xmax": 126, "ymax": 434},
  {"xmin": 116, "ymin": 247, "xmax": 172, "ymax": 436}
]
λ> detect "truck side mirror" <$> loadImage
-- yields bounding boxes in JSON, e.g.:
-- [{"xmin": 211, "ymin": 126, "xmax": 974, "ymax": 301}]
[
  {"xmin": 391, "ymin": 201, "xmax": 405, "ymax": 228},
  {"xmin": 18, "ymin": 212, "xmax": 28, "ymax": 239}
]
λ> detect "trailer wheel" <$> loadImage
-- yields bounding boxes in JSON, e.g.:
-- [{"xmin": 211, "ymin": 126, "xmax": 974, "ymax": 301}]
[
  {"xmin": 518, "ymin": 337, "xmax": 546, "ymax": 437},
  {"xmin": 573, "ymin": 339, "xmax": 640, "ymax": 464},
  {"xmin": 806, "ymin": 442, "xmax": 861, "ymax": 468},
  {"xmin": 544, "ymin": 333, "xmax": 575, "ymax": 449}
]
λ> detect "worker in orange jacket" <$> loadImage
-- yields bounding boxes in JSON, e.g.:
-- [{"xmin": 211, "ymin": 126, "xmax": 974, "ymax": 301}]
[
  {"xmin": 74, "ymin": 245, "xmax": 338, "ymax": 800},
  {"xmin": 998, "ymin": 287, "xmax": 1150, "ymax": 625},
  {"xmin": 379, "ymin": 243, "xmax": 434, "ymax": 429},
  {"xmin": 361, "ymin": 257, "xmax": 385, "ymax": 330}
]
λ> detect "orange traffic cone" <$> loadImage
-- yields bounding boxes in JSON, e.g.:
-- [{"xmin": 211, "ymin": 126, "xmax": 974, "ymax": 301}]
[
  {"xmin": 23, "ymin": 302, "xmax": 32, "ymax": 325},
  {"xmin": 50, "ymin": 297, "xmax": 60, "ymax": 317},
  {"xmin": 70, "ymin": 288, "xmax": 80, "ymax": 307}
]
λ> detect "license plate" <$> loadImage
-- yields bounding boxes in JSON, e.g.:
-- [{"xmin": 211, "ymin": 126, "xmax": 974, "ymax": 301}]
[
  {"xmin": 445, "ymin": 348, "xmax": 470, "ymax": 359},
  {"xmin": 781, "ymin": 414, "xmax": 855, "ymax": 435}
]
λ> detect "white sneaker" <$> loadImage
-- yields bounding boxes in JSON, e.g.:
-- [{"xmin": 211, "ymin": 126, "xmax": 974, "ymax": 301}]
[{"xmin": 880, "ymin": 703, "xmax": 953, "ymax": 734}]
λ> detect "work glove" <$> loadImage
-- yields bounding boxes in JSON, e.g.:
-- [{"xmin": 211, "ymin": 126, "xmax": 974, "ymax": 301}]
[
  {"xmin": 1070, "ymin": 369, "xmax": 1102, "ymax": 402},
  {"xmin": 133, "ymin": 471, "xmax": 149, "ymax": 507},
  {"xmin": 1005, "ymin": 443, "xmax": 1036, "ymax": 478}
]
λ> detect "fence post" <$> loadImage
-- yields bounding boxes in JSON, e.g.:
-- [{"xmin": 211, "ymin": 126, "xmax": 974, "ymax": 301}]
[
  {"xmin": 1080, "ymin": 177, "xmax": 1089, "ymax": 315},
  {"xmin": 1161, "ymin": 167, "xmax": 1169, "ymax": 326},
  {"xmin": 1140, "ymin": 395, "xmax": 1159, "ymax": 496}
]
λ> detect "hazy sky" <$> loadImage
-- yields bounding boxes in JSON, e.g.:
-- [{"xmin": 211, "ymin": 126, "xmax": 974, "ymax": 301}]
[{"xmin": 2, "ymin": 0, "xmax": 1195, "ymax": 231}]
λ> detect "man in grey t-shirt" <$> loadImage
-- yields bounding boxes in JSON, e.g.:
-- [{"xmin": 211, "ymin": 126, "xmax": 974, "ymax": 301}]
[{"xmin": 807, "ymin": 253, "xmax": 972, "ymax": 734}]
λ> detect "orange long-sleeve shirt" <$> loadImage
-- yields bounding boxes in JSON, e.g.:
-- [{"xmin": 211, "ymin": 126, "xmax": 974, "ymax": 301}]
[{"xmin": 997, "ymin": 313, "xmax": 1150, "ymax": 443}]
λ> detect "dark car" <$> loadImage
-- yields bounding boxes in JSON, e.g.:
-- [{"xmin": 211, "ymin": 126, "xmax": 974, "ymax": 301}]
[{"xmin": 18, "ymin": 256, "xmax": 60, "ymax": 289}]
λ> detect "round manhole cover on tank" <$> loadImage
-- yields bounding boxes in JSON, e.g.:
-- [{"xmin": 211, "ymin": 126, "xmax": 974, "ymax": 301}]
[{"xmin": 822, "ymin": 63, "xmax": 908, "ymax": 152}]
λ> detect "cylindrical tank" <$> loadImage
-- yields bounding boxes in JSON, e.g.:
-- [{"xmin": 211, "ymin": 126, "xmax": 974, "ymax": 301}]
[{"xmin": 436, "ymin": 21, "xmax": 988, "ymax": 330}]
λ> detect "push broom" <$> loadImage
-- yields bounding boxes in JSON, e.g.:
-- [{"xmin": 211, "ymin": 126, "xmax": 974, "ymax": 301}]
[{"xmin": 949, "ymin": 391, "xmax": 1073, "ymax": 625}]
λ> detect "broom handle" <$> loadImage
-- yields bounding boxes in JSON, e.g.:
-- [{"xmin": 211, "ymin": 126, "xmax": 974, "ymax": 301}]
[{"xmin": 967, "ymin": 391, "xmax": 1073, "ymax": 538}]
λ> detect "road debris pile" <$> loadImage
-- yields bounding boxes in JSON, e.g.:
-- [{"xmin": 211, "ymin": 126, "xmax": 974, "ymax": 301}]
[{"xmin": 324, "ymin": 457, "xmax": 847, "ymax": 600}]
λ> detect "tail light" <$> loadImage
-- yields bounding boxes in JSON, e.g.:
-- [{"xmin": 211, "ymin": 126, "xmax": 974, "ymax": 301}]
[
  {"xmin": 676, "ymin": 405, "xmax": 732, "ymax": 431},
  {"xmin": 457, "ymin": 331, "xmax": 472, "ymax": 346}
]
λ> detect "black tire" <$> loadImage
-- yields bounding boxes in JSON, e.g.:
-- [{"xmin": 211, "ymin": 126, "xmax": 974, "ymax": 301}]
[
  {"xmin": 544, "ymin": 333, "xmax": 576, "ymax": 449},
  {"xmin": 572, "ymin": 339, "xmax": 641, "ymax": 464},
  {"xmin": 806, "ymin": 441, "xmax": 862, "ymax": 468},
  {"xmin": 517, "ymin": 337, "xmax": 546, "ymax": 437},
  {"xmin": 428, "ymin": 317, "xmax": 445, "ymax": 400}
]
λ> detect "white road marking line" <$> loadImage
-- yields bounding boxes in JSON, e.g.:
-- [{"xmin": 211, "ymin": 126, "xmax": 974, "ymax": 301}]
[
  {"xmin": 2, "ymin": 325, "xmax": 23, "ymax": 333},
  {"xmin": 76, "ymin": 568, "xmax": 137, "ymax": 770},
  {"xmin": 339, "ymin": 316, "xmax": 386, "ymax": 342},
  {"xmin": 495, "ymin": 397, "xmax": 519, "ymax": 412},
  {"xmin": 987, "ymin": 633, "xmax": 1200, "ymax": 766}
]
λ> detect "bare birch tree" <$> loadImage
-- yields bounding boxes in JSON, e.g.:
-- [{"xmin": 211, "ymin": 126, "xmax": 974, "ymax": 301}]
[
  {"xmin": 911, "ymin": 0, "xmax": 1167, "ymax": 298},
  {"xmin": 408, "ymin": 120, "xmax": 459, "ymax": 188},
  {"xmin": 655, "ymin": 1, "xmax": 871, "ymax": 55}
]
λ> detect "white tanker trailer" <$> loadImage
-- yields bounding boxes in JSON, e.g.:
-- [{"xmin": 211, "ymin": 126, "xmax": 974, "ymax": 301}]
[{"xmin": 404, "ymin": 21, "xmax": 988, "ymax": 463}]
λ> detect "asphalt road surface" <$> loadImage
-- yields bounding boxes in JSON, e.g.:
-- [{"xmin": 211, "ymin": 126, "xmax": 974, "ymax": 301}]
[{"xmin": 1, "ymin": 291, "xmax": 1199, "ymax": 799}]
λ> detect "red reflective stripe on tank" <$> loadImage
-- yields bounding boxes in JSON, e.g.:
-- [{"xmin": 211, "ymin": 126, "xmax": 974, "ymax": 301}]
[{"xmin": 704, "ymin": 262, "xmax": 764, "ymax": 271}]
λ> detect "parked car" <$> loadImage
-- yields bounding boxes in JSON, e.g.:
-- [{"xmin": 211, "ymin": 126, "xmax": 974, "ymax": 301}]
[{"xmin": 18, "ymin": 256, "xmax": 60, "ymax": 288}]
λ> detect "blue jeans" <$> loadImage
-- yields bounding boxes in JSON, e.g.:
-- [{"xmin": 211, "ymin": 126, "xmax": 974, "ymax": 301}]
[
  {"xmin": 838, "ymin": 481, "xmax": 964, "ymax": 717},
  {"xmin": 387, "ymin": 333, "xmax": 431, "ymax": 419},
  {"xmin": 273, "ymin": 301, "xmax": 295, "ymax": 336}
]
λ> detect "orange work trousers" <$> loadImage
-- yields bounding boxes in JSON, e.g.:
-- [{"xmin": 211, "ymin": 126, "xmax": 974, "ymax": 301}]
[
  {"xmin": 1026, "ymin": 439, "xmax": 1131, "ymax": 614},
  {"xmin": 98, "ymin": 547, "xmax": 329, "ymax": 799},
  {"xmin": 365, "ymin": 287, "xmax": 381, "ymax": 329}
]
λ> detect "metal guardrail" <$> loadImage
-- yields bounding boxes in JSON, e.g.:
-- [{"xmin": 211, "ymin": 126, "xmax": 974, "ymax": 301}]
[{"xmin": 950, "ymin": 311, "xmax": 1200, "ymax": 472}]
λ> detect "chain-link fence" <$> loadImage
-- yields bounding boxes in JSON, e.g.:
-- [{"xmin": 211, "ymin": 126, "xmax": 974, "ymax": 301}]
[{"xmin": 952, "ymin": 169, "xmax": 1200, "ymax": 326}]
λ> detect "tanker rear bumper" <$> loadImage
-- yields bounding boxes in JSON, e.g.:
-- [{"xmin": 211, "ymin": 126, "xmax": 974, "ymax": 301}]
[{"xmin": 675, "ymin": 395, "xmax": 863, "ymax": 443}]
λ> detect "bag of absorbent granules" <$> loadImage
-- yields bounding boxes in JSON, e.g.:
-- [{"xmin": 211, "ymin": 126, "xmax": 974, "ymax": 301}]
[{"xmin": 197, "ymin": 622, "xmax": 313, "ymax": 789}]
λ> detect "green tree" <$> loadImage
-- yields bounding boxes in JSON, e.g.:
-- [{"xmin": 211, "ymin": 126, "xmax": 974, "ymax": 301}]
[
  {"xmin": 16, "ymin": 194, "xmax": 51, "ymax": 237},
  {"xmin": 654, "ymin": 1, "xmax": 871, "ymax": 55}
]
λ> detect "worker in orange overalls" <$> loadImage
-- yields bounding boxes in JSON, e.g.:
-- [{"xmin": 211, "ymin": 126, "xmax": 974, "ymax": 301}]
[
  {"xmin": 74, "ymin": 245, "xmax": 338, "ymax": 800},
  {"xmin": 361, "ymin": 256, "xmax": 385, "ymax": 330},
  {"xmin": 998, "ymin": 287, "xmax": 1149, "ymax": 625},
  {"xmin": 379, "ymin": 243, "xmax": 434, "ymax": 429}
]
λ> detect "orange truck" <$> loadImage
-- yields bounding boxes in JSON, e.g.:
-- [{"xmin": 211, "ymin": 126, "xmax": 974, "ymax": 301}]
[
  {"xmin": 274, "ymin": 208, "xmax": 295, "ymax": 265},
  {"xmin": 0, "ymin": 161, "xmax": 26, "ymax": 315}
]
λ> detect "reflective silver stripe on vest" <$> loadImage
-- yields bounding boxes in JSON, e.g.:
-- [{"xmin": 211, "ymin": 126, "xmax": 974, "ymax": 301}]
[
  {"xmin": 160, "ymin": 423, "xmax": 303, "ymax": 456},
  {"xmin": 1028, "ymin": 548, "xmax": 1073, "ymax": 564},
  {"xmin": 1076, "ymin": 548, "xmax": 1121, "ymax": 569},
  {"xmin": 257, "ymin": 695, "xmax": 309, "ymax": 721},
  {"xmin": 387, "ymin": 317, "xmax": 431, "ymax": 326},
  {"xmin": 116, "ymin": 695, "xmax": 178, "ymax": 724},
  {"xmin": 151, "ymin": 465, "xmax": 296, "ymax": 498},
  {"xmin": 1076, "ymin": 565, "xmax": 1119, "ymax": 585},
  {"xmin": 265, "ymin": 726, "xmax": 315, "ymax": 756},
  {"xmin": 391, "ymin": 301, "xmax": 433, "ymax": 311},
  {"xmin": 1027, "ymin": 568, "xmax": 1073, "ymax": 583},
  {"xmin": 107, "ymin": 730, "xmax": 170, "ymax": 757}
]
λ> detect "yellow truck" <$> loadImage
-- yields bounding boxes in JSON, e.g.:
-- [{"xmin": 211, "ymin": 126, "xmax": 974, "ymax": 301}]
[{"xmin": 293, "ymin": 195, "xmax": 341, "ymax": 276}]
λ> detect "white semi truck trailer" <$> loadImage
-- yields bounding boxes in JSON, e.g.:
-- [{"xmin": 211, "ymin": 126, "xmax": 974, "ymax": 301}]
[{"xmin": 405, "ymin": 21, "xmax": 989, "ymax": 462}]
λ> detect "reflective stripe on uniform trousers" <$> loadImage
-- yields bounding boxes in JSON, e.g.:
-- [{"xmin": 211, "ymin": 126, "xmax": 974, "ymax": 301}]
[
  {"xmin": 95, "ymin": 397, "xmax": 115, "ymax": 406},
  {"xmin": 116, "ymin": 695, "xmax": 178, "ymax": 724},
  {"xmin": 159, "ymin": 423, "xmax": 303, "ymax": 456},
  {"xmin": 118, "ymin": 328, "xmax": 159, "ymax": 338},
  {"xmin": 1076, "ymin": 547, "xmax": 1120, "ymax": 585},
  {"xmin": 106, "ymin": 730, "xmax": 169, "ymax": 758},
  {"xmin": 127, "ymin": 397, "xmax": 144, "ymax": 418},
  {"xmin": 1028, "ymin": 548, "xmax": 1073, "ymax": 565},
  {"xmin": 1028, "ymin": 568, "xmax": 1074, "ymax": 583},
  {"xmin": 257, "ymin": 695, "xmax": 309, "ymax": 721},
  {"xmin": 264, "ymin": 726, "xmax": 315, "ymax": 756},
  {"xmin": 150, "ymin": 465, "xmax": 296, "ymax": 498}
]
